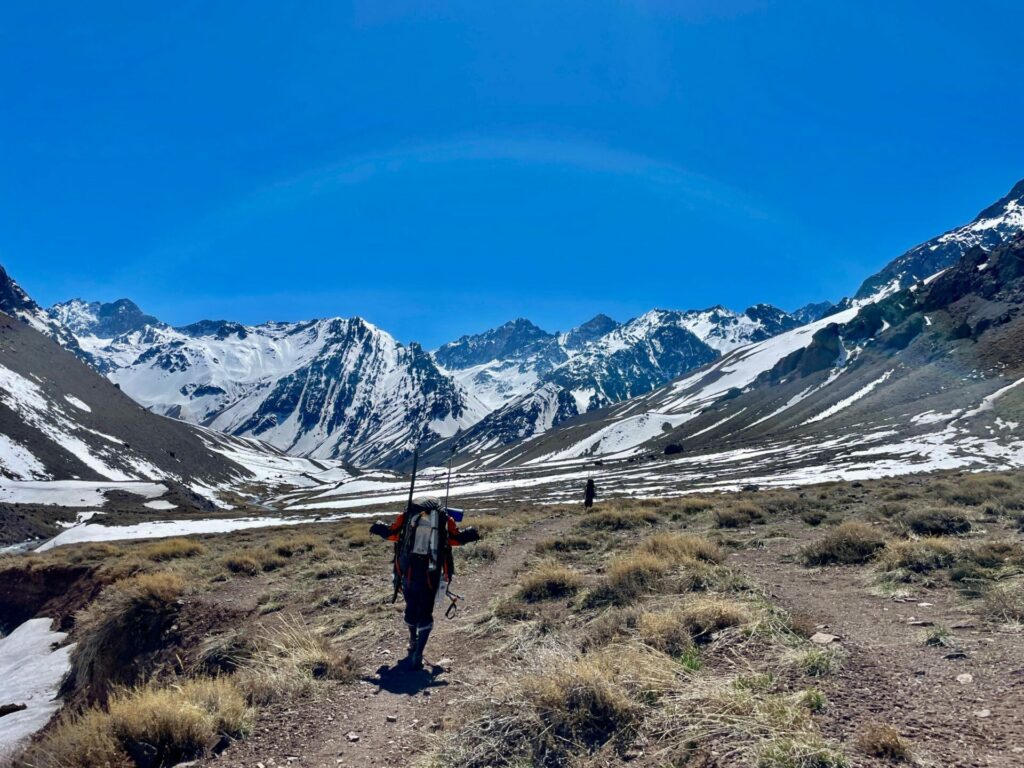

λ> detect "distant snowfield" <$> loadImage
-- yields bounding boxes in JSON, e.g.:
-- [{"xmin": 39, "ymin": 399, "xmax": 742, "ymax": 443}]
[
  {"xmin": 0, "ymin": 480, "xmax": 167, "ymax": 507},
  {"xmin": 0, "ymin": 619, "xmax": 73, "ymax": 756},
  {"xmin": 36, "ymin": 510, "xmax": 379, "ymax": 550}
]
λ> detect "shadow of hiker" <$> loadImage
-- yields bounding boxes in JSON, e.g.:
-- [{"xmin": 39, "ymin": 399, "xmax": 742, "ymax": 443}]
[{"xmin": 368, "ymin": 663, "xmax": 449, "ymax": 696}]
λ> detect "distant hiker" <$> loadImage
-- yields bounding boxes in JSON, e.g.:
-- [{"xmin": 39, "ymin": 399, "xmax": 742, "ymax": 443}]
[
  {"xmin": 584, "ymin": 477, "xmax": 596, "ymax": 508},
  {"xmin": 370, "ymin": 496, "xmax": 480, "ymax": 669}
]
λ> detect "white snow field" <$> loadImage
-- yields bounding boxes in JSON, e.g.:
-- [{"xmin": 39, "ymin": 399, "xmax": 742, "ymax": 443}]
[{"xmin": 0, "ymin": 619, "xmax": 74, "ymax": 757}]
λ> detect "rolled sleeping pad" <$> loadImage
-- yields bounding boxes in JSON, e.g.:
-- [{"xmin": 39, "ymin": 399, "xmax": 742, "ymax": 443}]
[{"xmin": 444, "ymin": 507, "xmax": 464, "ymax": 522}]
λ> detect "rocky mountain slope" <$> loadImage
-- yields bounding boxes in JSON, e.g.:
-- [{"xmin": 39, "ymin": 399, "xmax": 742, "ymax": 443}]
[
  {"xmin": 0, "ymin": 297, "xmax": 335, "ymax": 494},
  {"xmin": 856, "ymin": 177, "xmax": 1024, "ymax": 299},
  {"xmin": 39, "ymin": 290, "xmax": 811, "ymax": 468},
  {"xmin": 483, "ymin": 234, "xmax": 1024, "ymax": 474}
]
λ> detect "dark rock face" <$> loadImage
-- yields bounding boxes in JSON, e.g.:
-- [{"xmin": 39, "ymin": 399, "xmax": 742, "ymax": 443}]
[
  {"xmin": 434, "ymin": 318, "xmax": 559, "ymax": 368},
  {"xmin": 561, "ymin": 314, "xmax": 620, "ymax": 350},
  {"xmin": 791, "ymin": 301, "xmax": 836, "ymax": 324}
]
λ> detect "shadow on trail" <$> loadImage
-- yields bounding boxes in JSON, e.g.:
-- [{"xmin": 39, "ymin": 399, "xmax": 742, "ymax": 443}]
[{"xmin": 367, "ymin": 663, "xmax": 450, "ymax": 696}]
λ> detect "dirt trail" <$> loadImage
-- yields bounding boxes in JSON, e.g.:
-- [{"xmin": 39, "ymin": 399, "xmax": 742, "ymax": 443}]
[
  {"xmin": 212, "ymin": 515, "xmax": 570, "ymax": 768},
  {"xmin": 737, "ymin": 537, "xmax": 1024, "ymax": 767}
]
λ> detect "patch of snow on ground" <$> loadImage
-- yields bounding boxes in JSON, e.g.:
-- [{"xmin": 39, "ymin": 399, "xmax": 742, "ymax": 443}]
[
  {"xmin": 62, "ymin": 395, "xmax": 91, "ymax": 412},
  {"xmin": 144, "ymin": 499, "xmax": 177, "ymax": 511},
  {"xmin": 0, "ymin": 618, "xmax": 74, "ymax": 756},
  {"xmin": 804, "ymin": 370, "xmax": 894, "ymax": 425},
  {"xmin": 0, "ymin": 480, "xmax": 166, "ymax": 507},
  {"xmin": 0, "ymin": 434, "xmax": 46, "ymax": 480}
]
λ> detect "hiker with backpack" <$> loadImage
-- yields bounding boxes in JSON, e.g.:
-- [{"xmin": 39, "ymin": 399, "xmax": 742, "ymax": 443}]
[{"xmin": 370, "ymin": 495, "xmax": 481, "ymax": 669}]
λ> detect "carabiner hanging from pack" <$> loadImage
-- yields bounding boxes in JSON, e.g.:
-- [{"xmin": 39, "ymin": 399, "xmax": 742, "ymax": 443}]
[{"xmin": 444, "ymin": 584, "xmax": 463, "ymax": 619}]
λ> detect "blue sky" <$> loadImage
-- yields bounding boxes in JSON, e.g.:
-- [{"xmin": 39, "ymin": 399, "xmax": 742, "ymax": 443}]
[{"xmin": 2, "ymin": 1, "xmax": 1023, "ymax": 347}]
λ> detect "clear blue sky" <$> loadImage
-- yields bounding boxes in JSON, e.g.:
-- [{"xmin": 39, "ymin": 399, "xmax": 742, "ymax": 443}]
[{"xmin": 2, "ymin": 1, "xmax": 1023, "ymax": 347}]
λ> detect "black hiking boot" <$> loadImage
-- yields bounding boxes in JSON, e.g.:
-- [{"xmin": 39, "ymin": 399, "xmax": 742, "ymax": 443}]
[{"xmin": 410, "ymin": 627, "xmax": 431, "ymax": 670}]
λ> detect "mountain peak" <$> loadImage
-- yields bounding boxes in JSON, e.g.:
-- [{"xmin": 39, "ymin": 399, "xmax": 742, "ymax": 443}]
[
  {"xmin": 50, "ymin": 297, "xmax": 163, "ymax": 338},
  {"xmin": 434, "ymin": 317, "xmax": 557, "ymax": 369},
  {"xmin": 856, "ymin": 177, "xmax": 1024, "ymax": 299}
]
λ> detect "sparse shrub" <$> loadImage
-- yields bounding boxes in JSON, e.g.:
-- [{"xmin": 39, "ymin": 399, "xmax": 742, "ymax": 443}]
[
  {"xmin": 107, "ymin": 678, "xmax": 251, "ymax": 767},
  {"xmin": 270, "ymin": 534, "xmax": 317, "ymax": 557},
  {"xmin": 676, "ymin": 597, "xmax": 750, "ymax": 642},
  {"xmin": 796, "ymin": 647, "xmax": 840, "ymax": 677},
  {"xmin": 194, "ymin": 630, "xmax": 256, "ymax": 674},
  {"xmin": 922, "ymin": 626, "xmax": 953, "ymax": 648},
  {"xmin": 138, "ymin": 538, "xmax": 206, "ymax": 562},
  {"xmin": 237, "ymin": 617, "xmax": 357, "ymax": 704},
  {"xmin": 521, "ymin": 659, "xmax": 641, "ymax": 751},
  {"xmin": 25, "ymin": 678, "xmax": 251, "ymax": 768},
  {"xmin": 517, "ymin": 562, "xmax": 583, "ymax": 602},
  {"xmin": 257, "ymin": 552, "xmax": 288, "ymax": 572},
  {"xmin": 714, "ymin": 503, "xmax": 764, "ymax": 529},
  {"xmin": 638, "ymin": 532, "xmax": 724, "ymax": 564},
  {"xmin": 904, "ymin": 507, "xmax": 971, "ymax": 536},
  {"xmin": 636, "ymin": 610, "xmax": 695, "ymax": 657},
  {"xmin": 670, "ymin": 496, "xmax": 716, "ymax": 517},
  {"xmin": 983, "ymin": 580, "xmax": 1024, "ymax": 622},
  {"xmin": 763, "ymin": 493, "xmax": 811, "ymax": 517},
  {"xmin": 876, "ymin": 502, "xmax": 907, "ymax": 518},
  {"xmin": 800, "ymin": 510, "xmax": 827, "ymax": 526},
  {"xmin": 578, "ymin": 508, "xmax": 660, "ymax": 531},
  {"xmin": 460, "ymin": 541, "xmax": 498, "ymax": 562},
  {"xmin": 222, "ymin": 552, "xmax": 260, "ymax": 576},
  {"xmin": 801, "ymin": 522, "xmax": 886, "ymax": 566},
  {"xmin": 856, "ymin": 723, "xmax": 913, "ymax": 761},
  {"xmin": 756, "ymin": 737, "xmax": 847, "ymax": 768},
  {"xmin": 588, "ymin": 553, "xmax": 669, "ymax": 605},
  {"xmin": 535, "ymin": 535, "xmax": 593, "ymax": 555},
  {"xmin": 794, "ymin": 688, "xmax": 827, "ymax": 713},
  {"xmin": 313, "ymin": 561, "xmax": 347, "ymax": 580},
  {"xmin": 963, "ymin": 540, "xmax": 1023, "ymax": 568},
  {"xmin": 878, "ymin": 538, "xmax": 957, "ymax": 575},
  {"xmin": 68, "ymin": 572, "xmax": 185, "ymax": 702}
]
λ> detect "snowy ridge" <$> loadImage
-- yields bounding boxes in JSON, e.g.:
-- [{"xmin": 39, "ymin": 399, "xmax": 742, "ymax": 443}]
[{"xmin": 856, "ymin": 177, "xmax": 1024, "ymax": 298}]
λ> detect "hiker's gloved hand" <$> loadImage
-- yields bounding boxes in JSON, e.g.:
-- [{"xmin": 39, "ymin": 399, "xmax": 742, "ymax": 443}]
[
  {"xmin": 455, "ymin": 527, "xmax": 480, "ymax": 544},
  {"xmin": 369, "ymin": 521, "xmax": 390, "ymax": 538}
]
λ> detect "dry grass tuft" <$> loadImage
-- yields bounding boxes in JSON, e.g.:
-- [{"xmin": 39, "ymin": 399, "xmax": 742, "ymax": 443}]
[
  {"xmin": 69, "ymin": 571, "xmax": 185, "ymax": 702},
  {"xmin": 983, "ymin": 579, "xmax": 1024, "ymax": 622},
  {"xmin": 534, "ymin": 535, "xmax": 594, "ymax": 555},
  {"xmin": 714, "ymin": 502, "xmax": 764, "ymax": 529},
  {"xmin": 222, "ymin": 551, "xmax": 260, "ymax": 576},
  {"xmin": 578, "ymin": 507, "xmax": 660, "ymax": 531},
  {"xmin": 801, "ymin": 522, "xmax": 886, "ymax": 566},
  {"xmin": 878, "ymin": 538, "xmax": 957, "ymax": 575},
  {"xmin": 676, "ymin": 597, "xmax": 751, "ymax": 642},
  {"xmin": 137, "ymin": 538, "xmax": 206, "ymax": 562},
  {"xmin": 237, "ymin": 615, "xmax": 357, "ymax": 704},
  {"xmin": 904, "ymin": 507, "xmax": 971, "ymax": 536},
  {"xmin": 588, "ymin": 553, "xmax": 669, "ymax": 605},
  {"xmin": 516, "ymin": 562, "xmax": 583, "ymax": 602},
  {"xmin": 24, "ymin": 678, "xmax": 251, "ymax": 768},
  {"xmin": 638, "ymin": 532, "xmax": 724, "ymax": 564},
  {"xmin": 856, "ymin": 722, "xmax": 913, "ymax": 761}
]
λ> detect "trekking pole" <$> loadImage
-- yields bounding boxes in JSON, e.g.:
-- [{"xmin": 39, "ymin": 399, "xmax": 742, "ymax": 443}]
[{"xmin": 392, "ymin": 447, "xmax": 419, "ymax": 604}]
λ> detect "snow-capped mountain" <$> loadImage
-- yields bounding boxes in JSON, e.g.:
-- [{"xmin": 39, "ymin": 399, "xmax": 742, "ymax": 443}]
[
  {"xmin": 37, "ymin": 293, "xmax": 809, "ymax": 469},
  {"xmin": 61, "ymin": 316, "xmax": 483, "ymax": 468},
  {"xmin": 0, "ymin": 272, "xmax": 337, "ymax": 492},
  {"xmin": 422, "ymin": 304, "xmax": 801, "ymax": 459},
  {"xmin": 856, "ymin": 177, "xmax": 1024, "ymax": 299},
  {"xmin": 479, "ymin": 234, "xmax": 1024, "ymax": 471}
]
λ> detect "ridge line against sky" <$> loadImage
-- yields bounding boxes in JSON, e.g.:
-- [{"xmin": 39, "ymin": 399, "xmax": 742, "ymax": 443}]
[{"xmin": 2, "ymin": 1, "xmax": 1024, "ymax": 346}]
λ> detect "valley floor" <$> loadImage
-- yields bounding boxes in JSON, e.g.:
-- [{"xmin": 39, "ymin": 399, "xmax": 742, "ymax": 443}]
[{"xmin": 4, "ymin": 470, "xmax": 1024, "ymax": 767}]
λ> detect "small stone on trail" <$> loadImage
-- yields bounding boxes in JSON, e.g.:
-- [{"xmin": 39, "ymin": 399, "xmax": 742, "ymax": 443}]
[
  {"xmin": 437, "ymin": 657, "xmax": 453, "ymax": 668},
  {"xmin": 957, "ymin": 673, "xmax": 973, "ymax": 684},
  {"xmin": 810, "ymin": 632, "xmax": 840, "ymax": 645},
  {"xmin": 917, "ymin": 602, "xmax": 933, "ymax": 607},
  {"xmin": 945, "ymin": 651, "xmax": 969, "ymax": 660},
  {"xmin": 346, "ymin": 732, "xmax": 360, "ymax": 742},
  {"xmin": 623, "ymin": 748, "xmax": 644, "ymax": 760},
  {"xmin": 386, "ymin": 715, "xmax": 397, "ymax": 723},
  {"xmin": 908, "ymin": 620, "xmax": 934, "ymax": 626},
  {"xmin": 974, "ymin": 709, "xmax": 991, "ymax": 718}
]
